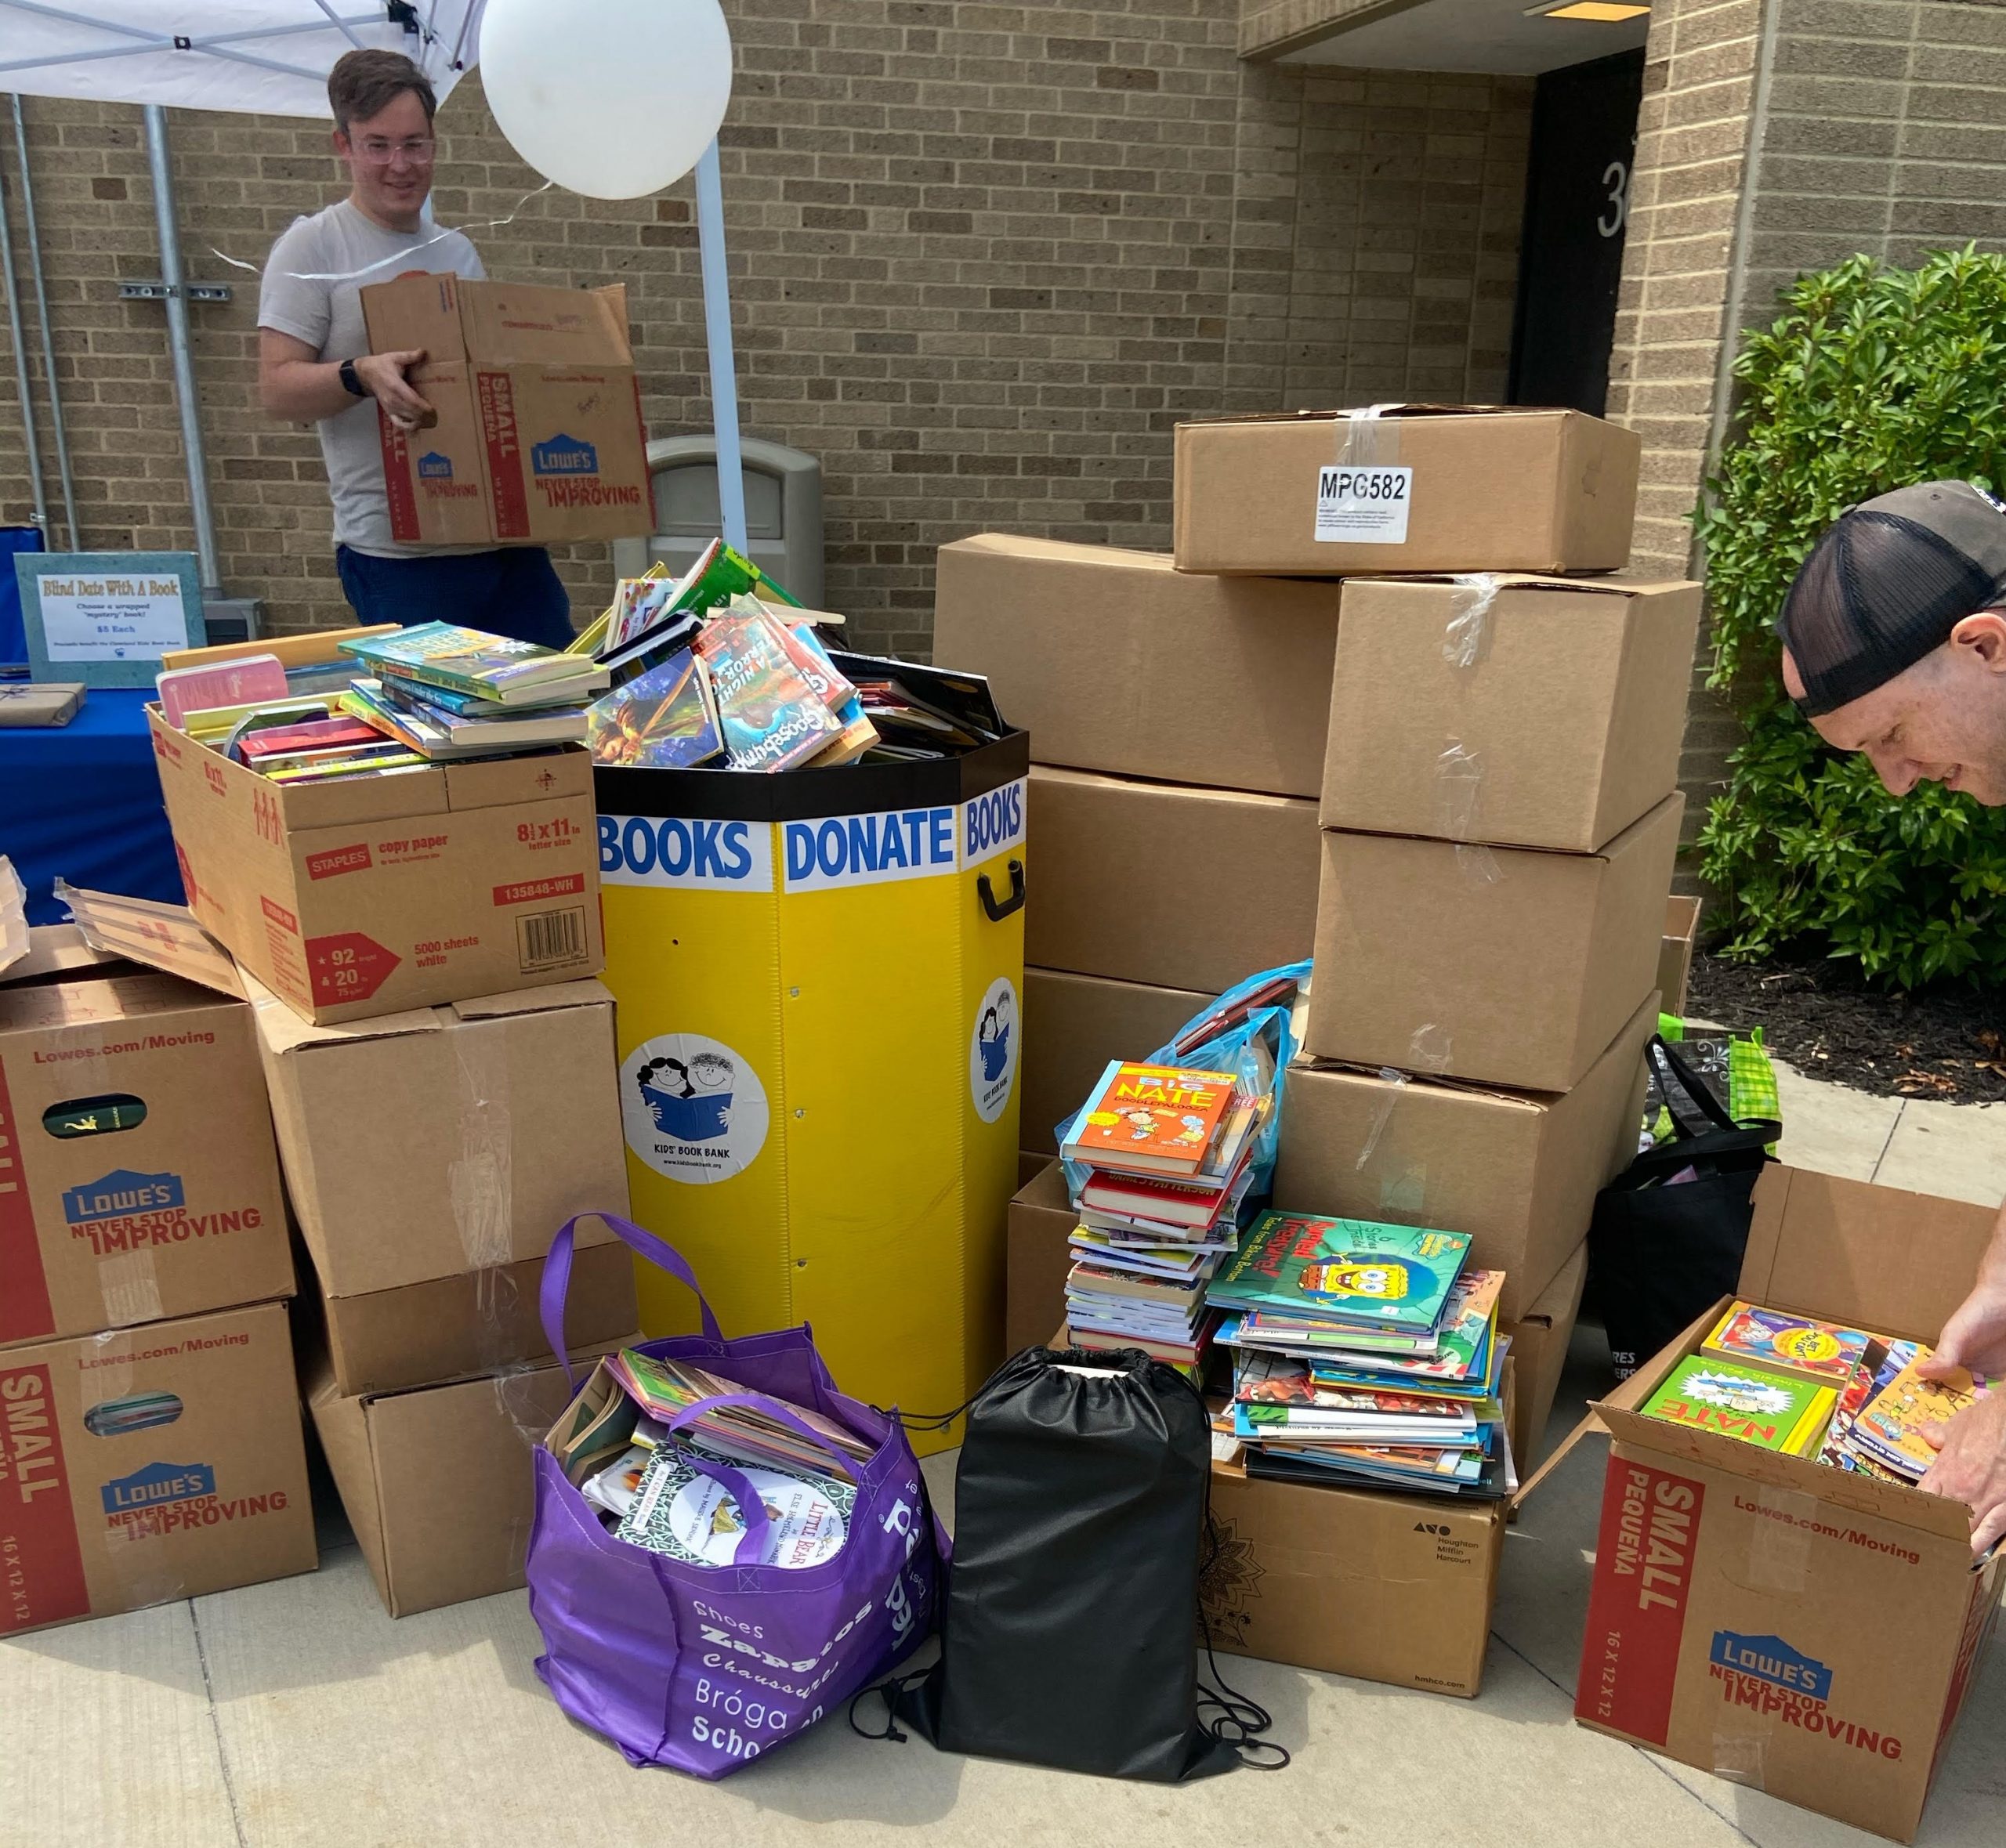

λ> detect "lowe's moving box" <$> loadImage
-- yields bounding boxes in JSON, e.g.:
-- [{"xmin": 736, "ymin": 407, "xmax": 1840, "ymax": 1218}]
[
  {"xmin": 148, "ymin": 714, "xmax": 603, "ymax": 1024},
  {"xmin": 245, "ymin": 973, "xmax": 636, "ymax": 1395},
  {"xmin": 932, "ymin": 535, "xmax": 1342, "ymax": 797},
  {"xmin": 1173, "ymin": 406, "xmax": 1641, "ymax": 577},
  {"xmin": 596, "ymin": 736, "xmax": 1028, "ymax": 1452},
  {"xmin": 1027, "ymin": 767, "xmax": 1320, "ymax": 994},
  {"xmin": 1576, "ymin": 1167, "xmax": 2003, "ymax": 1843},
  {"xmin": 1274, "ymin": 993, "xmax": 1655, "ymax": 1322},
  {"xmin": 0, "ymin": 928, "xmax": 292, "ymax": 1349},
  {"xmin": 1305, "ymin": 796, "xmax": 1682, "ymax": 1092},
  {"xmin": 1019, "ymin": 967, "xmax": 1207, "ymax": 1158},
  {"xmin": 0, "ymin": 1300, "xmax": 315, "ymax": 1634},
  {"xmin": 1322, "ymin": 575, "xmax": 1703, "ymax": 853},
  {"xmin": 361, "ymin": 274, "xmax": 650, "ymax": 548}
]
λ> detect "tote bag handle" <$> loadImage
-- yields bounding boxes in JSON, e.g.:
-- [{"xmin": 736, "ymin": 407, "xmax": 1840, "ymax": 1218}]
[
  {"xmin": 541, "ymin": 1211, "xmax": 724, "ymax": 1388},
  {"xmin": 652, "ymin": 1393, "xmax": 868, "ymax": 1567}
]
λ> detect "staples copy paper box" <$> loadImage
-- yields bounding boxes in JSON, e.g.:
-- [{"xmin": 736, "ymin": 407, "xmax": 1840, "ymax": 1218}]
[
  {"xmin": 0, "ymin": 931, "xmax": 291, "ymax": 1349},
  {"xmin": 1576, "ymin": 1168, "xmax": 2005, "ymax": 1842},
  {"xmin": 363, "ymin": 273, "xmax": 650, "ymax": 547},
  {"xmin": 148, "ymin": 711, "xmax": 602, "ymax": 1024},
  {"xmin": 0, "ymin": 1299, "xmax": 315, "ymax": 1634},
  {"xmin": 1173, "ymin": 407, "xmax": 1640, "ymax": 577}
]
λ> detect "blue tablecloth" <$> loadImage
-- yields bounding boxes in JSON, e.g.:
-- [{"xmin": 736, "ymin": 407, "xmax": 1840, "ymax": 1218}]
[{"xmin": 0, "ymin": 686, "xmax": 182, "ymax": 924}]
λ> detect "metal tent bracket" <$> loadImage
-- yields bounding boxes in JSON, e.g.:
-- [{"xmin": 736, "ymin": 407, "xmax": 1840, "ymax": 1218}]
[{"xmin": 118, "ymin": 279, "xmax": 232, "ymax": 302}]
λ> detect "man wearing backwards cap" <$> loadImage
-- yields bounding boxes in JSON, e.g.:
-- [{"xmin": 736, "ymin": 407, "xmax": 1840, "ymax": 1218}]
[{"xmin": 1778, "ymin": 479, "xmax": 2006, "ymax": 1554}]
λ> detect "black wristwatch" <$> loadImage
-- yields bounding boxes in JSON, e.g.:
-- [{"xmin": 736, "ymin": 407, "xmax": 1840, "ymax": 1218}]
[{"xmin": 339, "ymin": 357, "xmax": 368, "ymax": 399}]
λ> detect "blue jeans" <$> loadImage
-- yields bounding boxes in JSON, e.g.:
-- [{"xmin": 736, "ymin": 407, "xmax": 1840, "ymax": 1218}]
[{"xmin": 334, "ymin": 545, "xmax": 576, "ymax": 651}]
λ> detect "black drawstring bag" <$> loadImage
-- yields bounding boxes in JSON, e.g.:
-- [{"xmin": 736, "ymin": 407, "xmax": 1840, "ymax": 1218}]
[
  {"xmin": 863, "ymin": 1346, "xmax": 1278, "ymax": 1781},
  {"xmin": 1587, "ymin": 1035, "xmax": 1780, "ymax": 1377}
]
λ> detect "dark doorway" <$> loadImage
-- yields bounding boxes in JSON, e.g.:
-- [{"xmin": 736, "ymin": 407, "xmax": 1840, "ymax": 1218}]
[{"xmin": 1508, "ymin": 48, "xmax": 1646, "ymax": 416}]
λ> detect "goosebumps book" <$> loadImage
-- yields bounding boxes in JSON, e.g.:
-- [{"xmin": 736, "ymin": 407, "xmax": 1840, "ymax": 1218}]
[
  {"xmin": 1062, "ymin": 1060, "xmax": 1239, "ymax": 1176},
  {"xmin": 695, "ymin": 611, "xmax": 844, "ymax": 772},
  {"xmin": 1641, "ymin": 1355, "xmax": 1836, "ymax": 1456},
  {"xmin": 1205, "ymin": 1213, "xmax": 1472, "ymax": 1335}
]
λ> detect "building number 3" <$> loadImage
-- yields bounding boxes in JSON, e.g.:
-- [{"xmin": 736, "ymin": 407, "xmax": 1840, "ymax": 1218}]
[{"xmin": 1599, "ymin": 160, "xmax": 1630, "ymax": 239}]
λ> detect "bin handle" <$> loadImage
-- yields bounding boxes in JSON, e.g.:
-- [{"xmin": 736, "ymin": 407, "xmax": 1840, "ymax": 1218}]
[
  {"xmin": 977, "ymin": 858, "xmax": 1026, "ymax": 922},
  {"xmin": 541, "ymin": 1210, "xmax": 724, "ymax": 1390}
]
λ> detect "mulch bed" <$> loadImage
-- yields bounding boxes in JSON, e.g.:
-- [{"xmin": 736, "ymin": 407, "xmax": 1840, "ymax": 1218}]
[{"xmin": 1686, "ymin": 951, "xmax": 2006, "ymax": 1103}]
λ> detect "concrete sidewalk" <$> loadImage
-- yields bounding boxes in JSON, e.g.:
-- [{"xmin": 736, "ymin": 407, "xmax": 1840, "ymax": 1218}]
[{"xmin": 5, "ymin": 1061, "xmax": 2003, "ymax": 1848}]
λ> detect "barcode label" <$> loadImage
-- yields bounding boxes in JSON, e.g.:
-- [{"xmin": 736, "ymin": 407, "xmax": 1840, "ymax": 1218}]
[
  {"xmin": 517, "ymin": 905, "xmax": 588, "ymax": 971},
  {"xmin": 1314, "ymin": 464, "xmax": 1413, "ymax": 543}
]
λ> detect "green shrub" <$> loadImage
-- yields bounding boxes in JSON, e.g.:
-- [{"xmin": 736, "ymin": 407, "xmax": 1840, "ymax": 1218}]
[{"xmin": 1695, "ymin": 245, "xmax": 2006, "ymax": 989}]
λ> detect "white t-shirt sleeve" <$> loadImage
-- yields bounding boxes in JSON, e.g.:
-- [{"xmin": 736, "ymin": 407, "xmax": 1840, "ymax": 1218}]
[{"xmin": 258, "ymin": 215, "xmax": 332, "ymax": 351}]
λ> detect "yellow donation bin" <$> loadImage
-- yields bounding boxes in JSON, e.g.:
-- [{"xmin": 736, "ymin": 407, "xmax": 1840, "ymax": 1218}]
[{"xmin": 594, "ymin": 735, "xmax": 1028, "ymax": 1452}]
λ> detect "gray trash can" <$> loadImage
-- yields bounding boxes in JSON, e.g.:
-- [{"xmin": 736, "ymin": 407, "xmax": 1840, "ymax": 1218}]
[{"xmin": 612, "ymin": 436, "xmax": 824, "ymax": 610}]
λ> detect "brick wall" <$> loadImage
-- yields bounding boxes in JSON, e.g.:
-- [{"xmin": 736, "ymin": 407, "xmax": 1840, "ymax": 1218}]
[{"xmin": 0, "ymin": 1, "xmax": 1530, "ymax": 656}]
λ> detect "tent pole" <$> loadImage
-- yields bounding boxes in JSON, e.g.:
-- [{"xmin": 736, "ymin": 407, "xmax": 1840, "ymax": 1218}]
[
  {"xmin": 11, "ymin": 97, "xmax": 76, "ymax": 549},
  {"xmin": 0, "ymin": 107, "xmax": 50, "ymax": 542},
  {"xmin": 693, "ymin": 138, "xmax": 747, "ymax": 557},
  {"xmin": 142, "ymin": 104, "xmax": 222, "ymax": 594}
]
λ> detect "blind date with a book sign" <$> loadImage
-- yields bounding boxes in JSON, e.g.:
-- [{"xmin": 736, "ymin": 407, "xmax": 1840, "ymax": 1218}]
[{"xmin": 35, "ymin": 572, "xmax": 189, "ymax": 662}]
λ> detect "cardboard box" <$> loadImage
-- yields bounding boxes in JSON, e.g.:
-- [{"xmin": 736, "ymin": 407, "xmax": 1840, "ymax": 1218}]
[
  {"xmin": 1203, "ymin": 1458, "xmax": 1506, "ymax": 1697},
  {"xmin": 932, "ymin": 535, "xmax": 1342, "ymax": 797},
  {"xmin": 1022, "ymin": 965, "xmax": 1210, "ymax": 1156},
  {"xmin": 1501, "ymin": 1237, "xmax": 1588, "ymax": 1470},
  {"xmin": 309, "ymin": 1346, "xmax": 610, "ymax": 1617},
  {"xmin": 1305, "ymin": 794, "xmax": 1682, "ymax": 1091},
  {"xmin": 1172, "ymin": 406, "xmax": 1641, "ymax": 577},
  {"xmin": 0, "ymin": 1300, "xmax": 316, "ymax": 1633},
  {"xmin": 362, "ymin": 274, "xmax": 650, "ymax": 547},
  {"xmin": 1006, "ymin": 1159, "xmax": 1076, "ymax": 1356},
  {"xmin": 1274, "ymin": 992, "xmax": 1653, "ymax": 1322},
  {"xmin": 1660, "ymin": 894, "xmax": 1702, "ymax": 1018},
  {"xmin": 1574, "ymin": 1167, "xmax": 2004, "ymax": 1842},
  {"xmin": 1027, "ymin": 767, "xmax": 1320, "ymax": 993},
  {"xmin": 1322, "ymin": 574, "xmax": 1701, "ymax": 852},
  {"xmin": 149, "ymin": 710, "xmax": 603, "ymax": 1024},
  {"xmin": 0, "ymin": 934, "xmax": 293, "ymax": 1349}
]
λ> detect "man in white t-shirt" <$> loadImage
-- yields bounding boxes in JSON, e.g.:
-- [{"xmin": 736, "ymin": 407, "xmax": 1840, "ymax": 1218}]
[{"xmin": 257, "ymin": 49, "xmax": 573, "ymax": 649}]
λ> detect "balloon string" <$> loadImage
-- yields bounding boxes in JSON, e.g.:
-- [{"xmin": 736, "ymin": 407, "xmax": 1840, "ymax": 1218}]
[{"xmin": 205, "ymin": 179, "xmax": 561, "ymax": 284}]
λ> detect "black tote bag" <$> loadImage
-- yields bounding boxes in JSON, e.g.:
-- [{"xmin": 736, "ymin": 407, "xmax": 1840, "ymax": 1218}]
[
  {"xmin": 892, "ymin": 1346, "xmax": 1247, "ymax": 1781},
  {"xmin": 1587, "ymin": 1034, "xmax": 1781, "ymax": 1378}
]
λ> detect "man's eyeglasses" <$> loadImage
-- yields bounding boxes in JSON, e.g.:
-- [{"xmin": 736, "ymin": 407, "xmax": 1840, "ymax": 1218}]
[{"xmin": 353, "ymin": 136, "xmax": 436, "ymax": 164}]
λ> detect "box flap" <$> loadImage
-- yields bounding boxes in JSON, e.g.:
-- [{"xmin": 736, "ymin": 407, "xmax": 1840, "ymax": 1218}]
[
  {"xmin": 56, "ymin": 883, "xmax": 247, "ymax": 1000},
  {"xmin": 1342, "ymin": 570, "xmax": 1693, "ymax": 599},
  {"xmin": 1740, "ymin": 1166, "xmax": 1997, "ymax": 1342},
  {"xmin": 1185, "ymin": 403, "xmax": 1566, "ymax": 429},
  {"xmin": 440, "ymin": 747, "xmax": 592, "ymax": 811},
  {"xmin": 241, "ymin": 964, "xmax": 445, "ymax": 1055},
  {"xmin": 360, "ymin": 271, "xmax": 469, "ymax": 361},
  {"xmin": 0, "ymin": 921, "xmax": 131, "ymax": 989},
  {"xmin": 0, "ymin": 855, "xmax": 24, "ymax": 976},
  {"xmin": 1288, "ymin": 1054, "xmax": 1553, "ymax": 1114},
  {"xmin": 449, "ymin": 978, "xmax": 614, "ymax": 1022},
  {"xmin": 304, "ymin": 1352, "xmax": 394, "ymax": 1600},
  {"xmin": 456, "ymin": 280, "xmax": 633, "ymax": 366}
]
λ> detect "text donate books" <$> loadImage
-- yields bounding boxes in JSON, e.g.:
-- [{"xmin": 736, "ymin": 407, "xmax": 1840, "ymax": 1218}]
[{"xmin": 1062, "ymin": 1061, "xmax": 1239, "ymax": 1177}]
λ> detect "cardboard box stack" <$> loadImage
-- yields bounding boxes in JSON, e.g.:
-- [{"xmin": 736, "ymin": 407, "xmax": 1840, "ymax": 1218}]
[
  {"xmin": 932, "ymin": 535, "xmax": 1339, "ymax": 1158},
  {"xmin": 0, "ymin": 924, "xmax": 316, "ymax": 1634}
]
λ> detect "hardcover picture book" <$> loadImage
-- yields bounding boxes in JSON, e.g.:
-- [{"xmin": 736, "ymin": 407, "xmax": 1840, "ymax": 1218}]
[
  {"xmin": 1700, "ymin": 1301, "xmax": 1877, "ymax": 1387},
  {"xmin": 1206, "ymin": 1213, "xmax": 1472, "ymax": 1335},
  {"xmin": 1640, "ymin": 1355, "xmax": 1837, "ymax": 1456},
  {"xmin": 1061, "ymin": 1060, "xmax": 1240, "ymax": 1176}
]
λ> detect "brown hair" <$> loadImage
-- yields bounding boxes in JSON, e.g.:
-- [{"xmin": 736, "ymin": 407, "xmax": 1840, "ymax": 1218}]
[{"xmin": 328, "ymin": 48, "xmax": 437, "ymax": 136}]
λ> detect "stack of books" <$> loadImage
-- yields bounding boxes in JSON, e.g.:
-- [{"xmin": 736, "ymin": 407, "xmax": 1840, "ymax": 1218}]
[
  {"xmin": 1058, "ymin": 1058, "xmax": 1273, "ymax": 1371},
  {"xmin": 1647, "ymin": 1300, "xmax": 1983, "ymax": 1482},
  {"xmin": 338, "ymin": 623, "xmax": 605, "ymax": 763},
  {"xmin": 1207, "ymin": 1213, "xmax": 1512, "ymax": 1498}
]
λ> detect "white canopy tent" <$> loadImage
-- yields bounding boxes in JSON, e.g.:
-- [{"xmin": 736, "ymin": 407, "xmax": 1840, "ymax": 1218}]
[{"xmin": 0, "ymin": 0, "xmax": 748, "ymax": 602}]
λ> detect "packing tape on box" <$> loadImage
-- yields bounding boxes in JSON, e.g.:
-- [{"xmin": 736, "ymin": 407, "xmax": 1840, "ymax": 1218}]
[
  {"xmin": 1408, "ymin": 1024, "xmax": 1453, "ymax": 1074},
  {"xmin": 1436, "ymin": 741, "xmax": 1483, "ymax": 842},
  {"xmin": 1711, "ymin": 1730, "xmax": 1768, "ymax": 1790},
  {"xmin": 449, "ymin": 1031, "xmax": 520, "ymax": 1372},
  {"xmin": 1352, "ymin": 1067, "xmax": 1430, "ymax": 1217},
  {"xmin": 1743, "ymin": 1480, "xmax": 1817, "ymax": 1593},
  {"xmin": 1454, "ymin": 842, "xmax": 1501, "ymax": 886},
  {"xmin": 1334, "ymin": 403, "xmax": 1403, "ymax": 469},
  {"xmin": 1443, "ymin": 573, "xmax": 1501, "ymax": 669},
  {"xmin": 83, "ymin": 1328, "xmax": 190, "ymax": 1609},
  {"xmin": 96, "ymin": 1249, "xmax": 165, "ymax": 1329},
  {"xmin": 1354, "ymin": 1068, "xmax": 1410, "ymax": 1169}
]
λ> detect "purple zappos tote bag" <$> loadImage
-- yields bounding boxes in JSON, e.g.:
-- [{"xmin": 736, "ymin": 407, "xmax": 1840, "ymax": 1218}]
[{"xmin": 525, "ymin": 1213, "xmax": 947, "ymax": 1777}]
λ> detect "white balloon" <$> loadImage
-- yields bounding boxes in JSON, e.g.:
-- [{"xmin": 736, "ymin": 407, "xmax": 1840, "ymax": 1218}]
[{"xmin": 480, "ymin": 0, "xmax": 734, "ymax": 200}]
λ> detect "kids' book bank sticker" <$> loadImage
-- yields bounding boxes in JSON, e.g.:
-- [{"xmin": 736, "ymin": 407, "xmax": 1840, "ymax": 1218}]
[
  {"xmin": 621, "ymin": 1033, "xmax": 769, "ymax": 1185},
  {"xmin": 969, "ymin": 976, "xmax": 1019, "ymax": 1125}
]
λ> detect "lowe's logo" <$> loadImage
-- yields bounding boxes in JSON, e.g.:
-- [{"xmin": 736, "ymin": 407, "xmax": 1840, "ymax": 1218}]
[
  {"xmin": 417, "ymin": 450, "xmax": 453, "ymax": 479},
  {"xmin": 101, "ymin": 1460, "xmax": 215, "ymax": 1516},
  {"xmin": 1708, "ymin": 1631, "xmax": 1833, "ymax": 1702},
  {"xmin": 63, "ymin": 1168, "xmax": 185, "ymax": 1225},
  {"xmin": 531, "ymin": 432, "xmax": 598, "ymax": 476}
]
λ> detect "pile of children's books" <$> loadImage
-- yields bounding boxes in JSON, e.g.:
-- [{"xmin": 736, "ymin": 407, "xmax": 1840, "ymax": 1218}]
[
  {"xmin": 1058, "ymin": 1057, "xmax": 1273, "ymax": 1371},
  {"xmin": 545, "ymin": 1347, "xmax": 874, "ymax": 1571},
  {"xmin": 1206, "ymin": 1213, "xmax": 1513, "ymax": 1499},
  {"xmin": 580, "ymin": 540, "xmax": 1005, "ymax": 772},
  {"xmin": 1641, "ymin": 1300, "xmax": 1982, "ymax": 1481}
]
